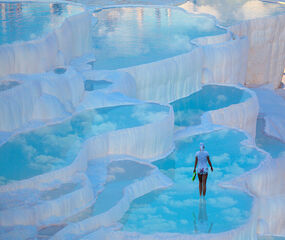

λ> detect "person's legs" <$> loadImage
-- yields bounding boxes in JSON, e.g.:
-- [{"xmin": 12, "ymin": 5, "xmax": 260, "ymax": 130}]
[
  {"xmin": 198, "ymin": 174, "xmax": 203, "ymax": 197},
  {"xmin": 202, "ymin": 173, "xmax": 208, "ymax": 196}
]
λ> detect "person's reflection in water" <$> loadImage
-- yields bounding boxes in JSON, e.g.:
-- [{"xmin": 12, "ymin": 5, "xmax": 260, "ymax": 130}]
[{"xmin": 193, "ymin": 198, "xmax": 213, "ymax": 233}]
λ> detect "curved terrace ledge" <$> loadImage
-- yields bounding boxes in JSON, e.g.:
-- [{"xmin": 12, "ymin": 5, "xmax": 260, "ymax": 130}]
[{"xmin": 0, "ymin": 102, "xmax": 174, "ymax": 193}]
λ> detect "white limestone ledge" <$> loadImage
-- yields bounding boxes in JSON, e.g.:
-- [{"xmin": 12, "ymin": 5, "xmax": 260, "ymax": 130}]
[
  {"xmin": 122, "ymin": 46, "xmax": 204, "ymax": 104},
  {"xmin": 206, "ymin": 85, "xmax": 259, "ymax": 139},
  {"xmin": 0, "ymin": 3, "xmax": 91, "ymax": 77},
  {"xmin": 230, "ymin": 14, "xmax": 285, "ymax": 89},
  {"xmin": 84, "ymin": 105, "xmax": 174, "ymax": 162},
  {"xmin": 0, "ymin": 173, "xmax": 94, "ymax": 226},
  {"xmin": 202, "ymin": 36, "xmax": 249, "ymax": 86},
  {"xmin": 0, "ymin": 67, "xmax": 84, "ymax": 132},
  {"xmin": 82, "ymin": 70, "xmax": 137, "ymax": 99},
  {"xmin": 223, "ymin": 155, "xmax": 285, "ymax": 199},
  {"xmin": 254, "ymin": 195, "xmax": 285, "ymax": 237},
  {"xmin": 253, "ymin": 87, "xmax": 285, "ymax": 143},
  {"xmin": 192, "ymin": 29, "xmax": 231, "ymax": 46}
]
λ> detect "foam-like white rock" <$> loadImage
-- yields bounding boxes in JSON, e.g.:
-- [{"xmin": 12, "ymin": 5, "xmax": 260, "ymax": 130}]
[
  {"xmin": 0, "ymin": 78, "xmax": 40, "ymax": 132},
  {"xmin": 253, "ymin": 87, "xmax": 285, "ymax": 142},
  {"xmin": 77, "ymin": 91, "xmax": 140, "ymax": 112},
  {"xmin": 82, "ymin": 70, "xmax": 137, "ymax": 98},
  {"xmin": 0, "ymin": 174, "xmax": 94, "ymax": 226},
  {"xmin": 51, "ymin": 168, "xmax": 173, "ymax": 240},
  {"xmin": 254, "ymin": 195, "xmax": 285, "ymax": 236},
  {"xmin": 0, "ymin": 67, "xmax": 84, "ymax": 132},
  {"xmin": 207, "ymin": 86, "xmax": 259, "ymax": 139},
  {"xmin": 122, "ymin": 47, "xmax": 204, "ymax": 103},
  {"xmin": 0, "ymin": 8, "xmax": 91, "ymax": 77},
  {"xmin": 54, "ymin": 11, "xmax": 92, "ymax": 65},
  {"xmin": 0, "ymin": 31, "xmax": 59, "ymax": 77},
  {"xmin": 227, "ymin": 155, "xmax": 285, "ymax": 198},
  {"xmin": 202, "ymin": 37, "xmax": 249, "ymax": 86},
  {"xmin": 84, "ymin": 106, "xmax": 174, "ymax": 162},
  {"xmin": 32, "ymin": 94, "xmax": 69, "ymax": 121},
  {"xmin": 230, "ymin": 14, "xmax": 285, "ymax": 89}
]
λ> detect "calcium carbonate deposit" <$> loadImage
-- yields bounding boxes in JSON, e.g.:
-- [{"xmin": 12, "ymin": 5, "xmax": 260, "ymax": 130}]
[{"xmin": 0, "ymin": 0, "xmax": 285, "ymax": 239}]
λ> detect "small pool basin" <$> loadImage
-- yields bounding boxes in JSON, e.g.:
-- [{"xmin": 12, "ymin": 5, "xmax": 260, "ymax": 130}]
[
  {"xmin": 171, "ymin": 85, "xmax": 251, "ymax": 127},
  {"xmin": 121, "ymin": 128, "xmax": 265, "ymax": 234},
  {"xmin": 0, "ymin": 103, "xmax": 169, "ymax": 184}
]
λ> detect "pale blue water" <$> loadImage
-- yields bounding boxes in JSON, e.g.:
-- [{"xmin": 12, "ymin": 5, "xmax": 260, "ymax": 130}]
[
  {"xmin": 121, "ymin": 129, "xmax": 266, "ymax": 234},
  {"xmin": 0, "ymin": 81, "xmax": 19, "ymax": 91},
  {"xmin": 92, "ymin": 7, "xmax": 226, "ymax": 70},
  {"xmin": 259, "ymin": 236, "xmax": 285, "ymax": 240},
  {"xmin": 181, "ymin": 0, "xmax": 285, "ymax": 27},
  {"xmin": 91, "ymin": 160, "xmax": 152, "ymax": 216},
  {"xmin": 67, "ymin": 160, "xmax": 153, "ymax": 223},
  {"xmin": 256, "ymin": 118, "xmax": 285, "ymax": 158},
  {"xmin": 171, "ymin": 85, "xmax": 251, "ymax": 127},
  {"xmin": 54, "ymin": 67, "xmax": 67, "ymax": 75},
  {"xmin": 0, "ymin": 103, "xmax": 169, "ymax": 184},
  {"xmin": 84, "ymin": 80, "xmax": 112, "ymax": 91},
  {"xmin": 0, "ymin": 2, "xmax": 83, "ymax": 45},
  {"xmin": 40, "ymin": 182, "xmax": 81, "ymax": 201}
]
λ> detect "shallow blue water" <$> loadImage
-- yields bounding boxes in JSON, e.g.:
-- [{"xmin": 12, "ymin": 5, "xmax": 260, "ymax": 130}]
[
  {"xmin": 259, "ymin": 236, "xmax": 285, "ymax": 240},
  {"xmin": 0, "ymin": 81, "xmax": 19, "ymax": 91},
  {"xmin": 84, "ymin": 80, "xmax": 112, "ymax": 91},
  {"xmin": 92, "ymin": 7, "xmax": 226, "ymax": 70},
  {"xmin": 0, "ymin": 103, "xmax": 169, "ymax": 184},
  {"xmin": 180, "ymin": 0, "xmax": 285, "ymax": 27},
  {"xmin": 91, "ymin": 160, "xmax": 152, "ymax": 216},
  {"xmin": 171, "ymin": 85, "xmax": 251, "ymax": 127},
  {"xmin": 67, "ymin": 160, "xmax": 153, "ymax": 223},
  {"xmin": 0, "ymin": 2, "xmax": 83, "ymax": 45},
  {"xmin": 121, "ymin": 129, "xmax": 266, "ymax": 234}
]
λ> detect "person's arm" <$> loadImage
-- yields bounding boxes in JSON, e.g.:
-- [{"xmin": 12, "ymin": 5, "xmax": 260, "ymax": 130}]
[
  {"xmin": 194, "ymin": 156, "xmax": 198, "ymax": 173},
  {"xmin": 207, "ymin": 156, "xmax": 213, "ymax": 172}
]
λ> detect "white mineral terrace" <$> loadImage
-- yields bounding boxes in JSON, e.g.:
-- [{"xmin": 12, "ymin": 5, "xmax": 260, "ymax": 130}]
[{"xmin": 0, "ymin": 0, "xmax": 285, "ymax": 239}]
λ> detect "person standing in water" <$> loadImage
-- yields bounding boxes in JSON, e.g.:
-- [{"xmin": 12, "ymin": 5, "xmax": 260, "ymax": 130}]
[{"xmin": 193, "ymin": 143, "xmax": 213, "ymax": 197}]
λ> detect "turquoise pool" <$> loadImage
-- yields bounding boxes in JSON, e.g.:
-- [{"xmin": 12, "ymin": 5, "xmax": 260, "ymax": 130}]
[
  {"xmin": 0, "ymin": 103, "xmax": 169, "ymax": 184},
  {"xmin": 121, "ymin": 129, "xmax": 265, "ymax": 234},
  {"xmin": 92, "ymin": 6, "xmax": 226, "ymax": 70},
  {"xmin": 0, "ymin": 1, "xmax": 83, "ymax": 45},
  {"xmin": 171, "ymin": 85, "xmax": 251, "ymax": 127}
]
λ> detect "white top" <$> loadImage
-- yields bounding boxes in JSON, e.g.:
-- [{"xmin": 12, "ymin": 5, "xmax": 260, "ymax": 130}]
[{"xmin": 195, "ymin": 150, "xmax": 209, "ymax": 170}]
